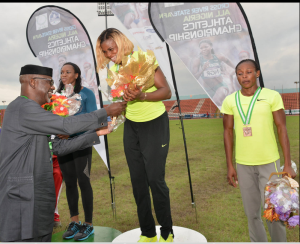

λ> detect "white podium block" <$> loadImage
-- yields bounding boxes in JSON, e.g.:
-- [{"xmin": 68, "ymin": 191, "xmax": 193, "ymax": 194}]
[{"xmin": 112, "ymin": 225, "xmax": 207, "ymax": 243}]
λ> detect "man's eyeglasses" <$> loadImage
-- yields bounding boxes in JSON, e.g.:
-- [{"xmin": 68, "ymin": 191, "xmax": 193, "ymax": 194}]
[{"xmin": 33, "ymin": 77, "xmax": 54, "ymax": 86}]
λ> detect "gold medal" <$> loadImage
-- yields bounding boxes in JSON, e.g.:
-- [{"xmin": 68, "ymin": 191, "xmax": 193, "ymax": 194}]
[{"xmin": 243, "ymin": 126, "xmax": 252, "ymax": 137}]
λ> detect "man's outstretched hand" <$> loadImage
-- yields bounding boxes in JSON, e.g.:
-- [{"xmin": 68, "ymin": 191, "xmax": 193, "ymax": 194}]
[
  {"xmin": 96, "ymin": 122, "xmax": 112, "ymax": 136},
  {"xmin": 104, "ymin": 102, "xmax": 127, "ymax": 117}
]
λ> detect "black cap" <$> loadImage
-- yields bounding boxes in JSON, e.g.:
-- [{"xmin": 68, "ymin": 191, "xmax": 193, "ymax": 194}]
[{"xmin": 20, "ymin": 64, "xmax": 53, "ymax": 77}]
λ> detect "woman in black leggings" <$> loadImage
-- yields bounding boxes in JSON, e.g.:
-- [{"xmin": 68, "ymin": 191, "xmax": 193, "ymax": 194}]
[{"xmin": 57, "ymin": 62, "xmax": 97, "ymax": 241}]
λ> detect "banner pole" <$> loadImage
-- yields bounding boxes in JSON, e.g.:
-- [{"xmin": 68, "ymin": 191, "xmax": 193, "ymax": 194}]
[
  {"xmin": 237, "ymin": 2, "xmax": 264, "ymax": 88},
  {"xmin": 165, "ymin": 43, "xmax": 195, "ymax": 208},
  {"xmin": 97, "ymin": 3, "xmax": 116, "ymax": 219},
  {"xmin": 96, "ymin": 72, "xmax": 116, "ymax": 219},
  {"xmin": 105, "ymin": 3, "xmax": 115, "ymax": 219}
]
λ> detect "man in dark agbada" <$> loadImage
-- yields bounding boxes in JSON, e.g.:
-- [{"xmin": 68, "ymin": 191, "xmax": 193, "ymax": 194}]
[{"xmin": 0, "ymin": 64, "xmax": 126, "ymax": 242}]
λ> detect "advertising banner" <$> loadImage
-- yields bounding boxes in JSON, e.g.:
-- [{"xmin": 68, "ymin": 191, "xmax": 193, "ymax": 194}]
[
  {"xmin": 26, "ymin": 5, "xmax": 109, "ymax": 169},
  {"xmin": 149, "ymin": 2, "xmax": 263, "ymax": 108},
  {"xmin": 109, "ymin": 2, "xmax": 174, "ymax": 88}
]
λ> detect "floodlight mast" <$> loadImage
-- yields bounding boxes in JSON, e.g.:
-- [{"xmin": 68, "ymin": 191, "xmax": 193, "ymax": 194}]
[
  {"xmin": 97, "ymin": 2, "xmax": 114, "ymax": 30},
  {"xmin": 97, "ymin": 3, "xmax": 114, "ymax": 85}
]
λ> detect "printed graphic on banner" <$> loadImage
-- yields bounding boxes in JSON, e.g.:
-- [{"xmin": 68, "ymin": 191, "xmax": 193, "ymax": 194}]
[
  {"xmin": 109, "ymin": 3, "xmax": 173, "ymax": 88},
  {"xmin": 150, "ymin": 2, "xmax": 259, "ymax": 108},
  {"xmin": 49, "ymin": 11, "xmax": 61, "ymax": 25},
  {"xmin": 27, "ymin": 6, "xmax": 100, "ymax": 105},
  {"xmin": 36, "ymin": 13, "xmax": 48, "ymax": 30},
  {"xmin": 27, "ymin": 6, "xmax": 108, "ymax": 169}
]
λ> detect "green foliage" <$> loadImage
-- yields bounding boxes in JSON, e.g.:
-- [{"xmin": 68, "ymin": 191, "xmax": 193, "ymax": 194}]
[
  {"xmin": 112, "ymin": 97, "xmax": 122, "ymax": 102},
  {"xmin": 53, "ymin": 116, "xmax": 299, "ymax": 242},
  {"xmin": 42, "ymin": 103, "xmax": 53, "ymax": 111}
]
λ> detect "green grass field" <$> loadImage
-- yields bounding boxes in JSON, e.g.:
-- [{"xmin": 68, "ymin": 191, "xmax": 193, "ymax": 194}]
[{"xmin": 53, "ymin": 116, "xmax": 299, "ymax": 242}]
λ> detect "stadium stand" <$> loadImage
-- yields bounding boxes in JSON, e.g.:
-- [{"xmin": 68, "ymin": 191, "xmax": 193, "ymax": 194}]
[
  {"xmin": 163, "ymin": 92, "xmax": 299, "ymax": 119},
  {"xmin": 0, "ymin": 93, "xmax": 298, "ymax": 125},
  {"xmin": 281, "ymin": 92, "xmax": 299, "ymax": 110}
]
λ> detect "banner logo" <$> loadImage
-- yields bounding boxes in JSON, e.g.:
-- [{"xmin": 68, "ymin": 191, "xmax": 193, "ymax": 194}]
[
  {"xmin": 35, "ymin": 13, "xmax": 48, "ymax": 31},
  {"xmin": 49, "ymin": 11, "xmax": 61, "ymax": 25}
]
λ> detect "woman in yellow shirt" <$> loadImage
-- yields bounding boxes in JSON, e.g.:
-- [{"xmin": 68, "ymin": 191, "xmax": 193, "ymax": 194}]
[
  {"xmin": 96, "ymin": 28, "xmax": 174, "ymax": 242},
  {"xmin": 221, "ymin": 59, "xmax": 296, "ymax": 242}
]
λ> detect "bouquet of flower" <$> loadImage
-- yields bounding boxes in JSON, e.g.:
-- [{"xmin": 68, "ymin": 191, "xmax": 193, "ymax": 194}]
[
  {"xmin": 106, "ymin": 46, "xmax": 158, "ymax": 92},
  {"xmin": 103, "ymin": 46, "xmax": 158, "ymax": 132},
  {"xmin": 263, "ymin": 172, "xmax": 299, "ymax": 228},
  {"xmin": 102, "ymin": 82, "xmax": 129, "ymax": 132},
  {"xmin": 42, "ymin": 84, "xmax": 81, "ymax": 117}
]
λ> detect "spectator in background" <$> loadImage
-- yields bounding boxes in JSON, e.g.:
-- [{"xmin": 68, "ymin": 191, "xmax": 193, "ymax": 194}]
[{"xmin": 56, "ymin": 62, "xmax": 100, "ymax": 241}]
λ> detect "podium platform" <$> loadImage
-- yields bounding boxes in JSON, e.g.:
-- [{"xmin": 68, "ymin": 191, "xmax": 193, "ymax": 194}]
[
  {"xmin": 112, "ymin": 226, "xmax": 207, "ymax": 243},
  {"xmin": 52, "ymin": 226, "xmax": 122, "ymax": 242}
]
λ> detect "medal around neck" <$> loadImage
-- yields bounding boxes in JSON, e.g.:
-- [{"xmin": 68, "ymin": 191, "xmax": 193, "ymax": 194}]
[
  {"xmin": 235, "ymin": 87, "xmax": 262, "ymax": 137},
  {"xmin": 243, "ymin": 126, "xmax": 252, "ymax": 137}
]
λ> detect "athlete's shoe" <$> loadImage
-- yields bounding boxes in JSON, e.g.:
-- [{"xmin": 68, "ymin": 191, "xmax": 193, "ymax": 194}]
[
  {"xmin": 137, "ymin": 235, "xmax": 158, "ymax": 242},
  {"xmin": 62, "ymin": 221, "xmax": 82, "ymax": 239},
  {"xmin": 159, "ymin": 234, "xmax": 173, "ymax": 242},
  {"xmin": 74, "ymin": 223, "xmax": 94, "ymax": 241}
]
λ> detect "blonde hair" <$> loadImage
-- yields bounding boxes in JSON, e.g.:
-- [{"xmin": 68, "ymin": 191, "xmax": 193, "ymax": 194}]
[{"xmin": 96, "ymin": 28, "xmax": 134, "ymax": 71}]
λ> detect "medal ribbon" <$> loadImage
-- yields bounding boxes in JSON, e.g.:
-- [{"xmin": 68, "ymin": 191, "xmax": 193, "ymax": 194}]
[
  {"xmin": 48, "ymin": 139, "xmax": 53, "ymax": 157},
  {"xmin": 235, "ymin": 87, "xmax": 261, "ymax": 125}
]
